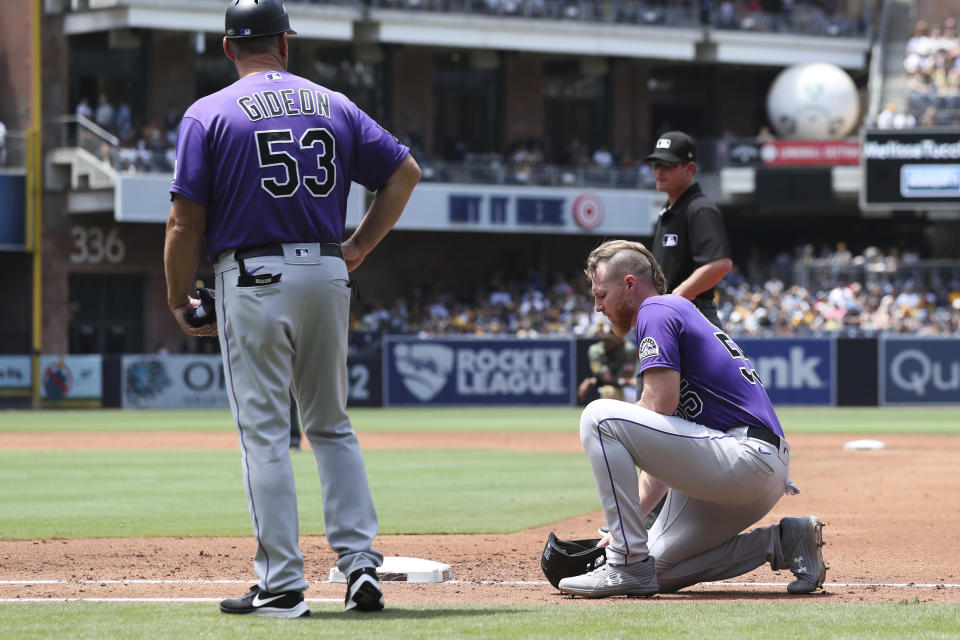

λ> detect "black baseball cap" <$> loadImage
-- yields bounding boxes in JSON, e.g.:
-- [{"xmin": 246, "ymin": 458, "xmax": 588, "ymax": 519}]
[{"xmin": 644, "ymin": 131, "xmax": 696, "ymax": 164}]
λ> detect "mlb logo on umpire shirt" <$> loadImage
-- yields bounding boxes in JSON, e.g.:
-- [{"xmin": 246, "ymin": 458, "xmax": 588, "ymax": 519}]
[{"xmin": 663, "ymin": 234, "xmax": 678, "ymax": 247}]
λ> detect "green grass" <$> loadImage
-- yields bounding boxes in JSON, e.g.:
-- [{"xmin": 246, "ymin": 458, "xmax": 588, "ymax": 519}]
[
  {"xmin": 1, "ymin": 406, "xmax": 959, "ymax": 434},
  {"xmin": 0, "ymin": 602, "xmax": 957, "ymax": 640},
  {"xmin": 0, "ymin": 449, "xmax": 598, "ymax": 539}
]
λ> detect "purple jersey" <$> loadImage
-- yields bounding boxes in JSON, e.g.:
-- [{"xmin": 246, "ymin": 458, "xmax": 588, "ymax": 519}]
[
  {"xmin": 634, "ymin": 294, "xmax": 784, "ymax": 437},
  {"xmin": 171, "ymin": 70, "xmax": 409, "ymax": 259}
]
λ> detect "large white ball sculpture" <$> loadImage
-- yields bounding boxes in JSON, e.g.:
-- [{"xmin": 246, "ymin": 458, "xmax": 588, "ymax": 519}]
[{"xmin": 766, "ymin": 63, "xmax": 860, "ymax": 139}]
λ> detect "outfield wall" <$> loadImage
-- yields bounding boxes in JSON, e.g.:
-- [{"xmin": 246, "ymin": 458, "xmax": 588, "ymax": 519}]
[{"xmin": 0, "ymin": 336, "xmax": 957, "ymax": 408}]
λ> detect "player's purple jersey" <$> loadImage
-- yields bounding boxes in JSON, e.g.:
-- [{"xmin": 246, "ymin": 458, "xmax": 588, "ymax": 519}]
[
  {"xmin": 634, "ymin": 294, "xmax": 784, "ymax": 437},
  {"xmin": 171, "ymin": 70, "xmax": 409, "ymax": 259}
]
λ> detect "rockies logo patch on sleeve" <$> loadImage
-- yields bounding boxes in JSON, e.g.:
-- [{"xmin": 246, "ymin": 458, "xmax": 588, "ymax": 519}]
[{"xmin": 638, "ymin": 337, "xmax": 660, "ymax": 361}]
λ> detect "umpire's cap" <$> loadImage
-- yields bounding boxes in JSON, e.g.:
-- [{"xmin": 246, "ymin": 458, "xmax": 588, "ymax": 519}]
[
  {"xmin": 225, "ymin": 0, "xmax": 297, "ymax": 38},
  {"xmin": 540, "ymin": 532, "xmax": 606, "ymax": 589},
  {"xmin": 644, "ymin": 130, "xmax": 696, "ymax": 164}
]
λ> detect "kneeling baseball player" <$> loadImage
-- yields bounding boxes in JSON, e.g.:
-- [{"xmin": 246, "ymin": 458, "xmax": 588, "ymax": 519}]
[{"xmin": 557, "ymin": 240, "xmax": 825, "ymax": 597}]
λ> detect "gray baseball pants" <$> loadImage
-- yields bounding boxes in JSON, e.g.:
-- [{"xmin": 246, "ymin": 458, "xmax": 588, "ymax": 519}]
[
  {"xmin": 215, "ymin": 244, "xmax": 382, "ymax": 593},
  {"xmin": 580, "ymin": 399, "xmax": 793, "ymax": 592}
]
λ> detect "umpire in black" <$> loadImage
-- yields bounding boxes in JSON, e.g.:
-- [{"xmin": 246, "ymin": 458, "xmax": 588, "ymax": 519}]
[{"xmin": 644, "ymin": 131, "xmax": 732, "ymax": 329}]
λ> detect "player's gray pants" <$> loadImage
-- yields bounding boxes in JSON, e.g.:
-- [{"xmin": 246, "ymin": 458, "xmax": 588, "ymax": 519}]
[
  {"xmin": 580, "ymin": 399, "xmax": 791, "ymax": 592},
  {"xmin": 215, "ymin": 245, "xmax": 382, "ymax": 593}
]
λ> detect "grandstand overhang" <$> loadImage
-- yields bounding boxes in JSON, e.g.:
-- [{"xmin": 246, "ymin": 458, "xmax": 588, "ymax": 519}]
[
  {"xmin": 361, "ymin": 10, "xmax": 700, "ymax": 60},
  {"xmin": 706, "ymin": 31, "xmax": 869, "ymax": 70},
  {"xmin": 62, "ymin": 0, "xmax": 357, "ymax": 42}
]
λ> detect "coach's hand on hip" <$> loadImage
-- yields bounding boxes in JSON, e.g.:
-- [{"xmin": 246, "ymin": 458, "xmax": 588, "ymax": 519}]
[{"xmin": 341, "ymin": 154, "xmax": 422, "ymax": 272}]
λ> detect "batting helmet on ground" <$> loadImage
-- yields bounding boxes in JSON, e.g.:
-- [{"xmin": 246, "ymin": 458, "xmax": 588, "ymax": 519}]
[
  {"xmin": 540, "ymin": 532, "xmax": 606, "ymax": 589},
  {"xmin": 225, "ymin": 0, "xmax": 297, "ymax": 38}
]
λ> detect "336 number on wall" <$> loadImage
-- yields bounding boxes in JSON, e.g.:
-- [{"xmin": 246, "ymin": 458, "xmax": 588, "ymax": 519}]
[{"xmin": 69, "ymin": 226, "xmax": 126, "ymax": 265}]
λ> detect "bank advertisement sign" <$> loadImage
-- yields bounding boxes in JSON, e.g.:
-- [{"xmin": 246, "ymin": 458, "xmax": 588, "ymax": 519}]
[
  {"xmin": 881, "ymin": 338, "xmax": 960, "ymax": 405},
  {"xmin": 383, "ymin": 337, "xmax": 575, "ymax": 406},
  {"xmin": 736, "ymin": 338, "xmax": 835, "ymax": 406}
]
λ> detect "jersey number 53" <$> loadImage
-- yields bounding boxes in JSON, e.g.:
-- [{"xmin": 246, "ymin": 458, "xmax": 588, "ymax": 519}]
[{"xmin": 255, "ymin": 128, "xmax": 336, "ymax": 198}]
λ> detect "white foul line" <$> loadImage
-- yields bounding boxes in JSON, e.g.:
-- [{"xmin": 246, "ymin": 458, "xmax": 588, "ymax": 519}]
[
  {"xmin": 1, "ymin": 579, "xmax": 959, "ymax": 589},
  {"xmin": 0, "ymin": 597, "xmax": 342, "ymax": 604}
]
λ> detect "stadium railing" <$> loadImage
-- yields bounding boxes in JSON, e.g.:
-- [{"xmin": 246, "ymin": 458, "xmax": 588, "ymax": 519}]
[{"xmin": 418, "ymin": 159, "xmax": 653, "ymax": 189}]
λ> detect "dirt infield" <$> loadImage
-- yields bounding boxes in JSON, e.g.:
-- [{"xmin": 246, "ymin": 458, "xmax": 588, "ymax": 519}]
[{"xmin": 2, "ymin": 432, "xmax": 959, "ymax": 604}]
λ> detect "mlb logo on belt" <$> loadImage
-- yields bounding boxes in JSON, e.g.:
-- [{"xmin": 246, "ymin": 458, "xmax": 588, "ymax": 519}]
[
  {"xmin": 663, "ymin": 234, "xmax": 678, "ymax": 247},
  {"xmin": 295, "ymin": 247, "xmax": 310, "ymax": 257}
]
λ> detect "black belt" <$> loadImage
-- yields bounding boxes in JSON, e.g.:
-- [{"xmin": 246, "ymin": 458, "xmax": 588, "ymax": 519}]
[
  {"xmin": 747, "ymin": 425, "xmax": 781, "ymax": 448},
  {"xmin": 234, "ymin": 243, "xmax": 342, "ymax": 260}
]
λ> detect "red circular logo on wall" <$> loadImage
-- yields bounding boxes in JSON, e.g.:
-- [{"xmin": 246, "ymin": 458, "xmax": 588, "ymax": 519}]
[{"xmin": 572, "ymin": 193, "xmax": 604, "ymax": 230}]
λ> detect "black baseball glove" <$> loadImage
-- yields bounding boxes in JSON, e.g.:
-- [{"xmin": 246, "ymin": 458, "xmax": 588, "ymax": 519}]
[{"xmin": 184, "ymin": 287, "xmax": 217, "ymax": 328}]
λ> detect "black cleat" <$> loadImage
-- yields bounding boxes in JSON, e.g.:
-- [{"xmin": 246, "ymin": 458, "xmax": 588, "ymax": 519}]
[
  {"xmin": 779, "ymin": 516, "xmax": 827, "ymax": 594},
  {"xmin": 344, "ymin": 567, "xmax": 385, "ymax": 612},
  {"xmin": 220, "ymin": 585, "xmax": 309, "ymax": 618}
]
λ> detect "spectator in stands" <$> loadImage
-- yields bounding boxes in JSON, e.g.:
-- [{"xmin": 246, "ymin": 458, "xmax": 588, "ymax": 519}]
[
  {"xmin": 875, "ymin": 103, "xmax": 897, "ymax": 128},
  {"xmin": 76, "ymin": 97, "xmax": 94, "ymax": 120},
  {"xmin": 920, "ymin": 104, "xmax": 939, "ymax": 127},
  {"xmin": 95, "ymin": 93, "xmax": 115, "ymax": 132},
  {"xmin": 592, "ymin": 145, "xmax": 614, "ymax": 168},
  {"xmin": 115, "ymin": 101, "xmax": 133, "ymax": 141},
  {"xmin": 717, "ymin": 0, "xmax": 736, "ymax": 28},
  {"xmin": 164, "ymin": 100, "xmax": 182, "ymax": 147},
  {"xmin": 906, "ymin": 21, "xmax": 930, "ymax": 58},
  {"xmin": 361, "ymin": 300, "xmax": 391, "ymax": 331},
  {"xmin": 880, "ymin": 103, "xmax": 912, "ymax": 128}
]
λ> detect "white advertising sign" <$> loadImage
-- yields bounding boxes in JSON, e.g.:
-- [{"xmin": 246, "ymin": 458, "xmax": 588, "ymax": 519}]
[
  {"xmin": 0, "ymin": 356, "xmax": 31, "ymax": 389},
  {"xmin": 346, "ymin": 183, "xmax": 659, "ymax": 235},
  {"xmin": 122, "ymin": 354, "xmax": 229, "ymax": 409},
  {"xmin": 39, "ymin": 355, "xmax": 102, "ymax": 400}
]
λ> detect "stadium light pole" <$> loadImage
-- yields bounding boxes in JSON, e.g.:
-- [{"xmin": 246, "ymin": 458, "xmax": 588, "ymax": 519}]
[{"xmin": 27, "ymin": 0, "xmax": 43, "ymax": 409}]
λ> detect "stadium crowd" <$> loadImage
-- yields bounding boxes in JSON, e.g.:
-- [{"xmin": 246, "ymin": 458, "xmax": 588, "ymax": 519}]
[
  {"xmin": 903, "ymin": 18, "xmax": 960, "ymax": 125},
  {"xmin": 75, "ymin": 94, "xmax": 180, "ymax": 173},
  {"xmin": 361, "ymin": 0, "xmax": 864, "ymax": 36},
  {"xmin": 351, "ymin": 244, "xmax": 960, "ymax": 339}
]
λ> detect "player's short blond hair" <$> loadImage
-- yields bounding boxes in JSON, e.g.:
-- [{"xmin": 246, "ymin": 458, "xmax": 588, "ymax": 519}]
[{"xmin": 584, "ymin": 239, "xmax": 667, "ymax": 295}]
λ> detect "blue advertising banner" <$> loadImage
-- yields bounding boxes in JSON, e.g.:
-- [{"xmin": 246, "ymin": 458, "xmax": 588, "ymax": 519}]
[
  {"xmin": 736, "ymin": 338, "xmax": 835, "ymax": 406},
  {"xmin": 346, "ymin": 354, "xmax": 382, "ymax": 408},
  {"xmin": 881, "ymin": 337, "xmax": 960, "ymax": 405},
  {"xmin": 383, "ymin": 337, "xmax": 575, "ymax": 406}
]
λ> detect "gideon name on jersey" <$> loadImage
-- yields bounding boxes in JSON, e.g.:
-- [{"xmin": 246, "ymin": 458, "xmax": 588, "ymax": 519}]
[{"xmin": 236, "ymin": 88, "xmax": 331, "ymax": 122}]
